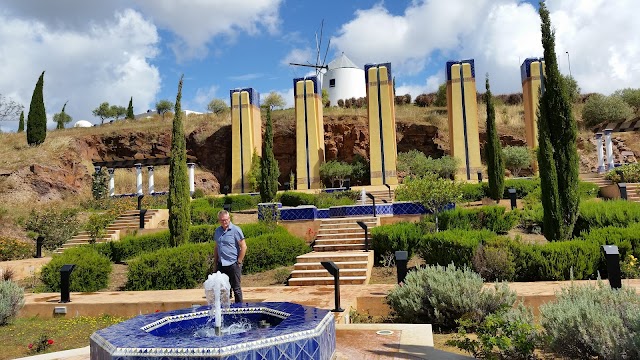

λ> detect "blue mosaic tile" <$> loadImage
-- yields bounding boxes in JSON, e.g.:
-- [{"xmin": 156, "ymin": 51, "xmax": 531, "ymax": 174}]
[
  {"xmin": 279, "ymin": 206, "xmax": 316, "ymax": 221},
  {"xmin": 315, "ymin": 209, "xmax": 329, "ymax": 219}
]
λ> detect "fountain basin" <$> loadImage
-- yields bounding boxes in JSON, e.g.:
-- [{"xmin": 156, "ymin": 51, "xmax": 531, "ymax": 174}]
[{"xmin": 90, "ymin": 302, "xmax": 336, "ymax": 360}]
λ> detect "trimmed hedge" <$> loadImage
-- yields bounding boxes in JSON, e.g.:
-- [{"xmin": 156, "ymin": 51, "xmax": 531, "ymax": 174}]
[
  {"xmin": 276, "ymin": 190, "xmax": 358, "ymax": 209},
  {"xmin": 574, "ymin": 199, "xmax": 640, "ymax": 236},
  {"xmin": 277, "ymin": 192, "xmax": 316, "ymax": 207},
  {"xmin": 40, "ymin": 246, "xmax": 112, "ymax": 292},
  {"xmin": 0, "ymin": 237, "xmax": 33, "ymax": 261},
  {"xmin": 371, "ymin": 222, "xmax": 423, "ymax": 263},
  {"xmin": 438, "ymin": 206, "xmax": 519, "ymax": 234},
  {"xmin": 125, "ymin": 232, "xmax": 310, "ymax": 290},
  {"xmin": 209, "ymin": 194, "xmax": 259, "ymax": 211},
  {"xmin": 191, "ymin": 198, "xmax": 224, "ymax": 225},
  {"xmin": 458, "ymin": 179, "xmax": 598, "ymax": 202},
  {"xmin": 578, "ymin": 224, "xmax": 640, "ymax": 276},
  {"xmin": 95, "ymin": 231, "xmax": 171, "ymax": 263},
  {"xmin": 239, "ymin": 223, "xmax": 288, "ymax": 238},
  {"xmin": 418, "ymin": 230, "xmax": 497, "ymax": 268}
]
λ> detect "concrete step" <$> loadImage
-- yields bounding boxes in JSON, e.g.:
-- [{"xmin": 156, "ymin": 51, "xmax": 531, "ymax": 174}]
[
  {"xmin": 319, "ymin": 217, "xmax": 377, "ymax": 225},
  {"xmin": 314, "ymin": 238, "xmax": 365, "ymax": 246},
  {"xmin": 316, "ymin": 233, "xmax": 366, "ymax": 240},
  {"xmin": 288, "ymin": 276, "xmax": 367, "ymax": 286},
  {"xmin": 290, "ymin": 268, "xmax": 367, "ymax": 278},
  {"xmin": 317, "ymin": 228, "xmax": 367, "ymax": 235},
  {"xmin": 294, "ymin": 261, "xmax": 369, "ymax": 271},
  {"xmin": 313, "ymin": 244, "xmax": 366, "ymax": 252},
  {"xmin": 295, "ymin": 251, "xmax": 371, "ymax": 263}
]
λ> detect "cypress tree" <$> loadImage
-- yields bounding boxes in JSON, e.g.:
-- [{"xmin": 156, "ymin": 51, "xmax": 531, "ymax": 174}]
[
  {"xmin": 484, "ymin": 75, "xmax": 505, "ymax": 201},
  {"xmin": 537, "ymin": 1, "xmax": 580, "ymax": 240},
  {"xmin": 167, "ymin": 75, "xmax": 191, "ymax": 246},
  {"xmin": 260, "ymin": 108, "xmax": 279, "ymax": 202},
  {"xmin": 26, "ymin": 71, "xmax": 46, "ymax": 146},
  {"xmin": 126, "ymin": 96, "xmax": 134, "ymax": 120},
  {"xmin": 54, "ymin": 102, "xmax": 72, "ymax": 129},
  {"xmin": 17, "ymin": 111, "xmax": 24, "ymax": 132}
]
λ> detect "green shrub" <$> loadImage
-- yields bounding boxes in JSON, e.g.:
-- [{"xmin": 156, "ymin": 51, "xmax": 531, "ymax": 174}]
[
  {"xmin": 578, "ymin": 181, "xmax": 600, "ymax": 199},
  {"xmin": 24, "ymin": 207, "xmax": 80, "ymax": 250},
  {"xmin": 418, "ymin": 230, "xmax": 497, "ymax": 267},
  {"xmin": 397, "ymin": 151, "xmax": 459, "ymax": 179},
  {"xmin": 189, "ymin": 225, "xmax": 216, "ymax": 243},
  {"xmin": 239, "ymin": 223, "xmax": 288, "ymax": 238},
  {"xmin": 40, "ymin": 247, "xmax": 112, "ymax": 292},
  {"xmin": 578, "ymin": 224, "xmax": 640, "ymax": 276},
  {"xmin": 438, "ymin": 206, "xmax": 519, "ymax": 234},
  {"xmin": 277, "ymin": 191, "xmax": 316, "ymax": 207},
  {"xmin": 574, "ymin": 199, "xmax": 640, "ymax": 236},
  {"xmin": 126, "ymin": 242, "xmax": 215, "ymax": 290},
  {"xmin": 447, "ymin": 304, "xmax": 540, "ymax": 359},
  {"xmin": 386, "ymin": 264, "xmax": 516, "ymax": 328},
  {"xmin": 502, "ymin": 178, "xmax": 540, "ymax": 199},
  {"xmin": 519, "ymin": 202, "xmax": 544, "ymax": 234},
  {"xmin": 0, "ymin": 280, "xmax": 25, "ymax": 325},
  {"xmin": 0, "ymin": 237, "xmax": 33, "ymax": 261},
  {"xmin": 243, "ymin": 233, "xmax": 310, "ymax": 274},
  {"xmin": 314, "ymin": 192, "xmax": 356, "ymax": 209},
  {"xmin": 472, "ymin": 239, "xmax": 516, "ymax": 281},
  {"xmin": 459, "ymin": 183, "xmax": 486, "ymax": 202},
  {"xmin": 210, "ymin": 194, "xmax": 259, "ymax": 211},
  {"xmin": 605, "ymin": 163, "xmax": 640, "ymax": 183},
  {"xmin": 190, "ymin": 198, "xmax": 224, "ymax": 225},
  {"xmin": 371, "ymin": 222, "xmax": 424, "ymax": 264},
  {"xmin": 581, "ymin": 93, "xmax": 634, "ymax": 127},
  {"xmin": 95, "ymin": 231, "xmax": 171, "ymax": 263},
  {"xmin": 540, "ymin": 281, "xmax": 640, "ymax": 359},
  {"xmin": 510, "ymin": 239, "xmax": 600, "ymax": 281}
]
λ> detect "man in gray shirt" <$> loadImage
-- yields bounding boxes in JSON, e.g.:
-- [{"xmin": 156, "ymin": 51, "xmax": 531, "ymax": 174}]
[{"xmin": 213, "ymin": 210, "xmax": 247, "ymax": 303}]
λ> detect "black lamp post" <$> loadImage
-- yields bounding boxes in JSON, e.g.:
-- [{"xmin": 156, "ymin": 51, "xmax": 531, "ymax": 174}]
[
  {"xmin": 59, "ymin": 264, "xmax": 76, "ymax": 303},
  {"xmin": 321, "ymin": 261, "xmax": 344, "ymax": 312},
  {"xmin": 35, "ymin": 236, "xmax": 44, "ymax": 258},
  {"xmin": 395, "ymin": 251, "xmax": 408, "ymax": 284},
  {"xmin": 138, "ymin": 194, "xmax": 146, "ymax": 229},
  {"xmin": 602, "ymin": 245, "xmax": 622, "ymax": 289},
  {"xmin": 508, "ymin": 188, "xmax": 517, "ymax": 210}
]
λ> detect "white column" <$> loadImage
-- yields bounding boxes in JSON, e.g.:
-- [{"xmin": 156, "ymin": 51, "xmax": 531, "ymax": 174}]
[
  {"xmin": 188, "ymin": 163, "xmax": 196, "ymax": 196},
  {"xmin": 94, "ymin": 165, "xmax": 102, "ymax": 174},
  {"xmin": 147, "ymin": 166, "xmax": 155, "ymax": 194},
  {"xmin": 135, "ymin": 163, "xmax": 143, "ymax": 196},
  {"xmin": 596, "ymin": 133, "xmax": 605, "ymax": 173},
  {"xmin": 605, "ymin": 129, "xmax": 615, "ymax": 170},
  {"xmin": 361, "ymin": 188, "xmax": 367, "ymax": 205},
  {"xmin": 108, "ymin": 168, "xmax": 115, "ymax": 197}
]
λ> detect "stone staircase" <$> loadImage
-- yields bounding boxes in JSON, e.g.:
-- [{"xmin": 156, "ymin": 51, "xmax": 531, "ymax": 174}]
[
  {"xmin": 626, "ymin": 183, "xmax": 640, "ymax": 202},
  {"xmin": 358, "ymin": 189, "xmax": 395, "ymax": 204},
  {"xmin": 54, "ymin": 209, "xmax": 166, "ymax": 253},
  {"xmin": 289, "ymin": 216, "xmax": 378, "ymax": 286},
  {"xmin": 579, "ymin": 173, "xmax": 612, "ymax": 188}
]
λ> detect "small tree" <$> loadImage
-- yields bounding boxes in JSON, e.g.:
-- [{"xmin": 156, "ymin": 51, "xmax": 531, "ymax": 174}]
[
  {"xmin": 91, "ymin": 168, "xmax": 109, "ymax": 200},
  {"xmin": 434, "ymin": 83, "xmax": 447, "ymax": 107},
  {"xmin": 247, "ymin": 150, "xmax": 261, "ymax": 192},
  {"xmin": 415, "ymin": 94, "xmax": 431, "ymax": 107},
  {"xmin": 262, "ymin": 92, "xmax": 286, "ymax": 110},
  {"xmin": 26, "ymin": 71, "xmax": 47, "ymax": 146},
  {"xmin": 156, "ymin": 99, "xmax": 173, "ymax": 120},
  {"xmin": 110, "ymin": 105, "xmax": 126, "ymax": 121},
  {"xmin": 207, "ymin": 98, "xmax": 229, "ymax": 115},
  {"xmin": 84, "ymin": 213, "xmax": 111, "ymax": 244},
  {"xmin": 17, "ymin": 111, "xmax": 24, "ymax": 132},
  {"xmin": 92, "ymin": 102, "xmax": 113, "ymax": 124},
  {"xmin": 126, "ymin": 97, "xmax": 135, "ymax": 119},
  {"xmin": 560, "ymin": 74, "xmax": 581, "ymax": 104},
  {"xmin": 167, "ymin": 76, "xmax": 190, "ymax": 246},
  {"xmin": 53, "ymin": 102, "xmax": 72, "ymax": 129},
  {"xmin": 320, "ymin": 160, "xmax": 353, "ymax": 187},
  {"xmin": 395, "ymin": 174, "xmax": 463, "ymax": 231},
  {"xmin": 615, "ymin": 88, "xmax": 640, "ymax": 114},
  {"xmin": 260, "ymin": 109, "xmax": 279, "ymax": 202},
  {"xmin": 484, "ymin": 75, "xmax": 505, "ymax": 201},
  {"xmin": 322, "ymin": 89, "xmax": 330, "ymax": 107},
  {"xmin": 503, "ymin": 146, "xmax": 531, "ymax": 177},
  {"xmin": 581, "ymin": 94, "xmax": 633, "ymax": 128},
  {"xmin": 0, "ymin": 93, "xmax": 23, "ymax": 121}
]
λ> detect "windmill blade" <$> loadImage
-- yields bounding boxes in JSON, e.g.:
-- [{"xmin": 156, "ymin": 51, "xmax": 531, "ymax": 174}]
[{"xmin": 321, "ymin": 38, "xmax": 331, "ymax": 68}]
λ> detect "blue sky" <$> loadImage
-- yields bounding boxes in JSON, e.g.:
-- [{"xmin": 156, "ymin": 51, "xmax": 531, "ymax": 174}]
[{"xmin": 0, "ymin": 0, "xmax": 638, "ymax": 132}]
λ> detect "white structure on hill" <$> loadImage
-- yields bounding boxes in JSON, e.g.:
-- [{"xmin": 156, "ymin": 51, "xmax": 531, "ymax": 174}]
[
  {"xmin": 321, "ymin": 53, "xmax": 366, "ymax": 106},
  {"xmin": 73, "ymin": 120, "xmax": 93, "ymax": 128}
]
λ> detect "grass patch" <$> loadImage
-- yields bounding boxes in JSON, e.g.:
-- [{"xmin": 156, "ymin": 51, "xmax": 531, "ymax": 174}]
[{"xmin": 0, "ymin": 314, "xmax": 127, "ymax": 360}]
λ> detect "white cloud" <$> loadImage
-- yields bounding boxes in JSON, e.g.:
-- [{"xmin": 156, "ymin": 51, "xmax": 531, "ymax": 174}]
[
  {"xmin": 0, "ymin": 9, "xmax": 160, "ymax": 131},
  {"xmin": 332, "ymin": 0, "xmax": 640, "ymax": 94},
  {"xmin": 133, "ymin": 0, "xmax": 283, "ymax": 59},
  {"xmin": 270, "ymin": 88, "xmax": 294, "ymax": 109},
  {"xmin": 281, "ymin": 47, "xmax": 314, "ymax": 66},
  {"xmin": 192, "ymin": 85, "xmax": 222, "ymax": 109}
]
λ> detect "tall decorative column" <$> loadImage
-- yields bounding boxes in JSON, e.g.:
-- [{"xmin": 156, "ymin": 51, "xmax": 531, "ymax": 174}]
[
  {"xmin": 147, "ymin": 166, "xmax": 155, "ymax": 194},
  {"xmin": 188, "ymin": 163, "xmax": 196, "ymax": 196},
  {"xmin": 605, "ymin": 128, "xmax": 615, "ymax": 170},
  {"xmin": 365, "ymin": 62, "xmax": 398, "ymax": 186},
  {"xmin": 596, "ymin": 133, "xmax": 605, "ymax": 173},
  {"xmin": 446, "ymin": 59, "xmax": 482, "ymax": 180},
  {"xmin": 108, "ymin": 168, "xmax": 115, "ymax": 197},
  {"xmin": 135, "ymin": 163, "xmax": 143, "ymax": 196},
  {"xmin": 294, "ymin": 76, "xmax": 324, "ymax": 189},
  {"xmin": 521, "ymin": 57, "xmax": 545, "ymax": 172},
  {"xmin": 230, "ymin": 88, "xmax": 261, "ymax": 193}
]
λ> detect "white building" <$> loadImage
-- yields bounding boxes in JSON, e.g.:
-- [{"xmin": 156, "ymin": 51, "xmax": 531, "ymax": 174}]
[
  {"xmin": 73, "ymin": 120, "xmax": 93, "ymax": 128},
  {"xmin": 321, "ymin": 53, "xmax": 366, "ymax": 106}
]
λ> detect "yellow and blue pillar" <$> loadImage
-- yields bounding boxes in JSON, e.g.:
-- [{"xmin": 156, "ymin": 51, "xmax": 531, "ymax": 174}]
[
  {"xmin": 365, "ymin": 63, "xmax": 398, "ymax": 186},
  {"xmin": 230, "ymin": 88, "xmax": 261, "ymax": 193},
  {"xmin": 294, "ymin": 76, "xmax": 325, "ymax": 189},
  {"xmin": 521, "ymin": 57, "xmax": 545, "ymax": 172},
  {"xmin": 446, "ymin": 59, "xmax": 482, "ymax": 180}
]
